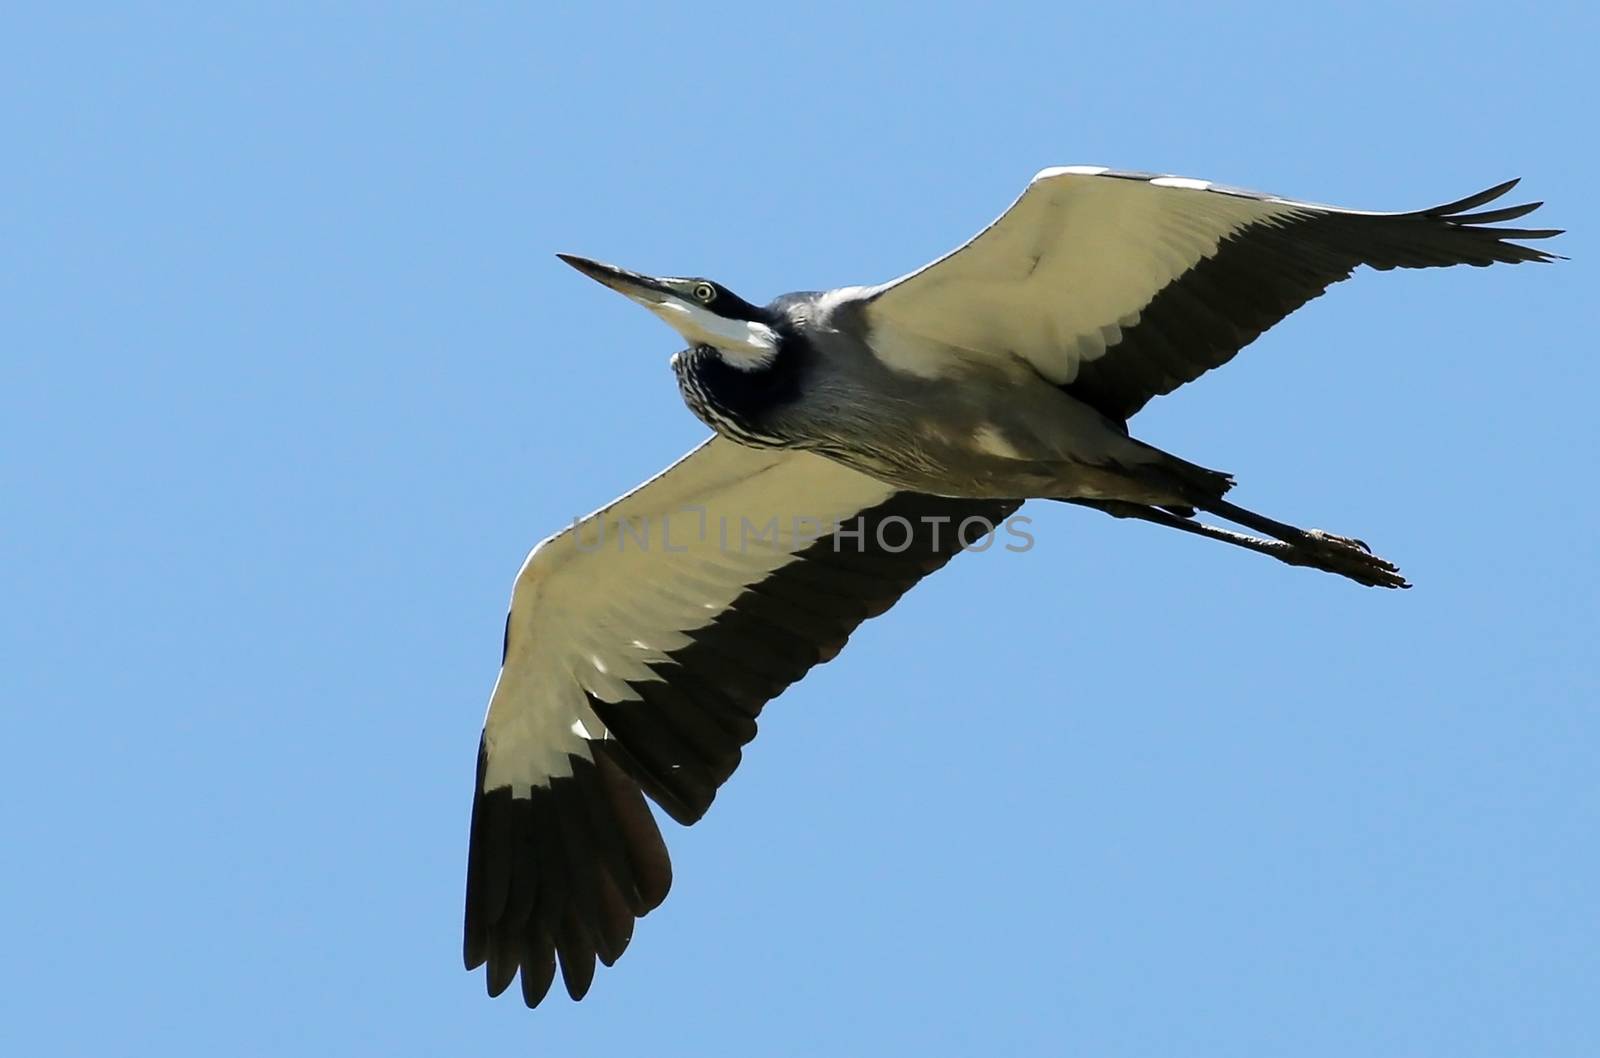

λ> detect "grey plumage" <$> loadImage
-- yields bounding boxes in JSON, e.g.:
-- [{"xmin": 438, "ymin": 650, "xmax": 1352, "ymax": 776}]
[{"xmin": 699, "ymin": 293, "xmax": 1219, "ymax": 501}]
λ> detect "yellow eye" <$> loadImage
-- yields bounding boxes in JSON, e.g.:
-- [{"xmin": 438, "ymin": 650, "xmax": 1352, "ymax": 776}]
[{"xmin": 693, "ymin": 282, "xmax": 716, "ymax": 303}]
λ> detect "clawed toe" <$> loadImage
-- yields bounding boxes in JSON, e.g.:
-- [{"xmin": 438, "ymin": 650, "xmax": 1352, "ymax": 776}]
[
  {"xmin": 1308, "ymin": 529, "xmax": 1372, "ymax": 554},
  {"xmin": 1294, "ymin": 529, "xmax": 1409, "ymax": 589}
]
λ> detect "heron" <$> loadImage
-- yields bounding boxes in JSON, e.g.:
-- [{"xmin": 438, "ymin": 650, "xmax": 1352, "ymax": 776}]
[{"xmin": 464, "ymin": 167, "xmax": 1559, "ymax": 1006}]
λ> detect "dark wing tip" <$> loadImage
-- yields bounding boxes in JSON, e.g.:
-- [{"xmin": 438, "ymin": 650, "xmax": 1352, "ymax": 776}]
[
  {"xmin": 1422, "ymin": 178, "xmax": 1521, "ymax": 216},
  {"xmin": 1432, "ymin": 181, "xmax": 1560, "ymax": 243},
  {"xmin": 519, "ymin": 942, "xmax": 557, "ymax": 1007},
  {"xmin": 464, "ymin": 742, "xmax": 672, "ymax": 1008},
  {"xmin": 464, "ymin": 931, "xmax": 487, "ymax": 972},
  {"xmin": 1363, "ymin": 179, "xmax": 1562, "ymax": 268},
  {"xmin": 1451, "ymin": 200, "xmax": 1543, "ymax": 225},
  {"xmin": 556, "ymin": 914, "xmax": 598, "ymax": 1000},
  {"xmin": 485, "ymin": 936, "xmax": 520, "ymax": 997}
]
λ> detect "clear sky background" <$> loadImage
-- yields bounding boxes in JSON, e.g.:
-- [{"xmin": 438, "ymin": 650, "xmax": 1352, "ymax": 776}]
[{"xmin": 4, "ymin": 3, "xmax": 1596, "ymax": 1055}]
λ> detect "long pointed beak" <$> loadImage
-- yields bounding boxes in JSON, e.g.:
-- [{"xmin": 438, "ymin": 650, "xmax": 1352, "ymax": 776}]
[{"xmin": 556, "ymin": 253, "xmax": 674, "ymax": 305}]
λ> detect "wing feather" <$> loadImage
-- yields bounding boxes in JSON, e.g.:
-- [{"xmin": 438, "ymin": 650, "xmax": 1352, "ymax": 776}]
[
  {"xmin": 465, "ymin": 437, "xmax": 1019, "ymax": 1004},
  {"xmin": 862, "ymin": 167, "xmax": 1560, "ymax": 420}
]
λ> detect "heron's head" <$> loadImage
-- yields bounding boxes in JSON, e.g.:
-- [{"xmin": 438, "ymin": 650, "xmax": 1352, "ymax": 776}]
[{"xmin": 557, "ymin": 254, "xmax": 779, "ymax": 370}]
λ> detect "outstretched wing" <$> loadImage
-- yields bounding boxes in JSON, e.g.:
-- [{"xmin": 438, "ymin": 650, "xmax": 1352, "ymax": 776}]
[
  {"xmin": 860, "ymin": 167, "xmax": 1560, "ymax": 421},
  {"xmin": 465, "ymin": 436, "xmax": 1020, "ymax": 1006}
]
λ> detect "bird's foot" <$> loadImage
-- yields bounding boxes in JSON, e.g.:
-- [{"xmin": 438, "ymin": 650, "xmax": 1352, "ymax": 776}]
[{"xmin": 1294, "ymin": 529, "xmax": 1411, "ymax": 589}]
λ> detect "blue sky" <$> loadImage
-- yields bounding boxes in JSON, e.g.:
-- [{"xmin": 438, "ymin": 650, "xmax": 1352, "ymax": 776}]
[{"xmin": 3, "ymin": 2, "xmax": 1596, "ymax": 1055}]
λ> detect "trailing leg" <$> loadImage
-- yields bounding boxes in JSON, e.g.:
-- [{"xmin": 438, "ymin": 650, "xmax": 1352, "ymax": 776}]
[{"xmin": 1070, "ymin": 499, "xmax": 1410, "ymax": 589}]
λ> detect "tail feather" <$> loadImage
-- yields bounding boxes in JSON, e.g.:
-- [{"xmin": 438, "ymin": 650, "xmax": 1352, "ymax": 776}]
[{"xmin": 1146, "ymin": 448, "xmax": 1236, "ymax": 504}]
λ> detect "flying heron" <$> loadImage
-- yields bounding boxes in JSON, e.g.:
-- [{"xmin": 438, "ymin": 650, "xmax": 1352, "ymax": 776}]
[{"xmin": 464, "ymin": 167, "xmax": 1559, "ymax": 1006}]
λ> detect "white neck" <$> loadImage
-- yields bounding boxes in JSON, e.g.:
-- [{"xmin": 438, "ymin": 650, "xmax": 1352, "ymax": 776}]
[{"xmin": 649, "ymin": 301, "xmax": 778, "ymax": 371}]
